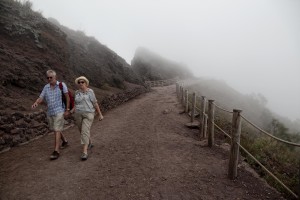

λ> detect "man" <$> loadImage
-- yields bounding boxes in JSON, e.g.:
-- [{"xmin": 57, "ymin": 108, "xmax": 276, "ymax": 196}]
[{"xmin": 32, "ymin": 70, "xmax": 70, "ymax": 160}]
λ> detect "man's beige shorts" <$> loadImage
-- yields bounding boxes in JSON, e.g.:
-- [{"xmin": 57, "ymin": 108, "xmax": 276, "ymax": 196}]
[{"xmin": 47, "ymin": 112, "xmax": 64, "ymax": 132}]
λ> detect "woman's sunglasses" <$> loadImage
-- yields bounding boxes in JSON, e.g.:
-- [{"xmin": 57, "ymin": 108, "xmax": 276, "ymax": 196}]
[{"xmin": 78, "ymin": 81, "xmax": 85, "ymax": 84}]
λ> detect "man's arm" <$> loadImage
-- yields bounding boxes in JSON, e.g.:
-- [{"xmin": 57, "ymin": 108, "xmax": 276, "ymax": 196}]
[
  {"xmin": 32, "ymin": 97, "xmax": 43, "ymax": 109},
  {"xmin": 64, "ymin": 92, "xmax": 70, "ymax": 111},
  {"xmin": 62, "ymin": 82, "xmax": 70, "ymax": 111}
]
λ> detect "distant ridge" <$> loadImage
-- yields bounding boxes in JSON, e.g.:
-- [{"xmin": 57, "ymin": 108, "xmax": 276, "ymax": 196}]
[{"xmin": 131, "ymin": 47, "xmax": 193, "ymax": 81}]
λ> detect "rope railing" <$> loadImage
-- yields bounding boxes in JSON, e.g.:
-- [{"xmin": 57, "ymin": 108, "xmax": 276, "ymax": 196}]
[
  {"xmin": 238, "ymin": 142, "xmax": 298, "ymax": 199},
  {"xmin": 175, "ymin": 82, "xmax": 299, "ymax": 198},
  {"xmin": 146, "ymin": 78, "xmax": 179, "ymax": 87},
  {"xmin": 213, "ymin": 103, "xmax": 233, "ymax": 114},
  {"xmin": 241, "ymin": 115, "xmax": 300, "ymax": 147},
  {"xmin": 211, "ymin": 116, "xmax": 298, "ymax": 199},
  {"xmin": 214, "ymin": 123, "xmax": 232, "ymax": 139},
  {"xmin": 195, "ymin": 106, "xmax": 201, "ymax": 112},
  {"xmin": 196, "ymin": 95, "xmax": 203, "ymax": 104}
]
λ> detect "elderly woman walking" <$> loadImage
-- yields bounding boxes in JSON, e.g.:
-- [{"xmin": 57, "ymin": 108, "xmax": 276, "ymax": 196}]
[{"xmin": 70, "ymin": 76, "xmax": 103, "ymax": 160}]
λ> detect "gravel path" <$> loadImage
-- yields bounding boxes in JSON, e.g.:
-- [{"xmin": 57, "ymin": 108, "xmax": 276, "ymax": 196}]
[{"xmin": 0, "ymin": 85, "xmax": 285, "ymax": 200}]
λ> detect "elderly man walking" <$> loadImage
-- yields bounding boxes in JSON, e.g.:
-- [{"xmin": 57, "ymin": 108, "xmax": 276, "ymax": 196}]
[{"xmin": 32, "ymin": 70, "xmax": 70, "ymax": 160}]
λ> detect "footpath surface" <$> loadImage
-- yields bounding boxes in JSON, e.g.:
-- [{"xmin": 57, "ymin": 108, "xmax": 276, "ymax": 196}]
[{"xmin": 0, "ymin": 85, "xmax": 285, "ymax": 200}]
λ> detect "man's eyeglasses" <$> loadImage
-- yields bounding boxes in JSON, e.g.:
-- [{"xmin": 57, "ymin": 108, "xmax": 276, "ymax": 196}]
[
  {"xmin": 47, "ymin": 77, "xmax": 53, "ymax": 80},
  {"xmin": 78, "ymin": 81, "xmax": 85, "ymax": 84}
]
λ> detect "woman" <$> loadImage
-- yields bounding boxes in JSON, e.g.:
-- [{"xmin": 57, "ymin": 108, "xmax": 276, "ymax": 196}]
[{"xmin": 71, "ymin": 76, "xmax": 103, "ymax": 160}]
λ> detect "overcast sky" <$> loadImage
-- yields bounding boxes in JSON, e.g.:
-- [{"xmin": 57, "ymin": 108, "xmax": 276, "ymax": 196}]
[{"xmin": 30, "ymin": 0, "xmax": 300, "ymax": 121}]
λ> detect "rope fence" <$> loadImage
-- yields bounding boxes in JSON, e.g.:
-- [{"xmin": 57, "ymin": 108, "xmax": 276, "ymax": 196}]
[
  {"xmin": 145, "ymin": 78, "xmax": 179, "ymax": 88},
  {"xmin": 238, "ymin": 143, "xmax": 298, "ymax": 198},
  {"xmin": 214, "ymin": 123, "xmax": 232, "ymax": 139},
  {"xmin": 175, "ymin": 82, "xmax": 300, "ymax": 199},
  {"xmin": 241, "ymin": 115, "xmax": 300, "ymax": 147},
  {"xmin": 213, "ymin": 102, "xmax": 233, "ymax": 114}
]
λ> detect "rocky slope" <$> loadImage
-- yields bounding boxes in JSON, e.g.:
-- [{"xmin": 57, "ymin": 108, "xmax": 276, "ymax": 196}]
[{"xmin": 0, "ymin": 0, "xmax": 144, "ymax": 113}]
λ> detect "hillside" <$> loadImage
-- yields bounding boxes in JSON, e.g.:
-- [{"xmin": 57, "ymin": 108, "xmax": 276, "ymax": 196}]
[
  {"xmin": 184, "ymin": 78, "xmax": 300, "ymax": 138},
  {"xmin": 131, "ymin": 47, "xmax": 193, "ymax": 81},
  {"xmin": 0, "ymin": 0, "xmax": 144, "ymax": 114}
]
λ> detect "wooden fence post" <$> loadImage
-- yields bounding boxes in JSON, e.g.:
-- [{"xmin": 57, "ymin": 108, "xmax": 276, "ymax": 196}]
[
  {"xmin": 228, "ymin": 109, "xmax": 242, "ymax": 180},
  {"xmin": 181, "ymin": 87, "xmax": 184, "ymax": 105},
  {"xmin": 207, "ymin": 100, "xmax": 215, "ymax": 147},
  {"xmin": 191, "ymin": 92, "xmax": 196, "ymax": 122},
  {"xmin": 185, "ymin": 90, "xmax": 189, "ymax": 113},
  {"xmin": 200, "ymin": 96, "xmax": 206, "ymax": 138},
  {"xmin": 179, "ymin": 85, "xmax": 182, "ymax": 100},
  {"xmin": 298, "ymin": 159, "xmax": 300, "ymax": 200},
  {"xmin": 179, "ymin": 86, "xmax": 182, "ymax": 103},
  {"xmin": 298, "ymin": 160, "xmax": 300, "ymax": 200},
  {"xmin": 203, "ymin": 114, "xmax": 208, "ymax": 138}
]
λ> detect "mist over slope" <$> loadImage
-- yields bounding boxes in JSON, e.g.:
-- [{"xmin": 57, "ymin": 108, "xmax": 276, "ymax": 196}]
[
  {"xmin": 131, "ymin": 47, "xmax": 193, "ymax": 81},
  {"xmin": 48, "ymin": 18, "xmax": 143, "ymax": 88},
  {"xmin": 185, "ymin": 78, "xmax": 300, "ymax": 133}
]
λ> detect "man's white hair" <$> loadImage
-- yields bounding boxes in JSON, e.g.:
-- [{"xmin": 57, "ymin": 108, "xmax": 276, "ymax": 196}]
[{"xmin": 46, "ymin": 70, "xmax": 56, "ymax": 77}]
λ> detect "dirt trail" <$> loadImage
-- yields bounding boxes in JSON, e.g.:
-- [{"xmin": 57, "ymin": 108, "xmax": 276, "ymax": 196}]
[{"xmin": 0, "ymin": 85, "xmax": 285, "ymax": 200}]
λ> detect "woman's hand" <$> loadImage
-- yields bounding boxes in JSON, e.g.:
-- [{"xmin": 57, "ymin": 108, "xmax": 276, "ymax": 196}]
[
  {"xmin": 96, "ymin": 112, "xmax": 104, "ymax": 121},
  {"xmin": 31, "ymin": 102, "xmax": 38, "ymax": 109}
]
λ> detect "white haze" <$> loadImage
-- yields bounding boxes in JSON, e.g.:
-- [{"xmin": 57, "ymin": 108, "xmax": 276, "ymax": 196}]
[{"xmin": 30, "ymin": 0, "xmax": 300, "ymax": 121}]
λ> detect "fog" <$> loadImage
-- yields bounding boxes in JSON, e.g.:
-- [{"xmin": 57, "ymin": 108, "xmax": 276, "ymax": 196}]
[{"xmin": 30, "ymin": 0, "xmax": 300, "ymax": 121}]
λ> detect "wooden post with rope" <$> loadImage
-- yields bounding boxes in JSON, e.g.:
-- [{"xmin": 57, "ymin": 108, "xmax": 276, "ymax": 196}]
[
  {"xmin": 228, "ymin": 109, "xmax": 242, "ymax": 180},
  {"xmin": 208, "ymin": 100, "xmax": 215, "ymax": 147},
  {"xmin": 181, "ymin": 86, "xmax": 184, "ymax": 105},
  {"xmin": 191, "ymin": 92, "xmax": 196, "ymax": 122},
  {"xmin": 203, "ymin": 114, "xmax": 208, "ymax": 138},
  {"xmin": 200, "ymin": 96, "xmax": 206, "ymax": 138},
  {"xmin": 298, "ymin": 160, "xmax": 300, "ymax": 200},
  {"xmin": 185, "ymin": 89, "xmax": 189, "ymax": 113}
]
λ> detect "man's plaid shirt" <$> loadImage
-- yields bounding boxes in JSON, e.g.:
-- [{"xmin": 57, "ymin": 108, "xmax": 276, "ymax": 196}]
[{"xmin": 39, "ymin": 81, "xmax": 68, "ymax": 116}]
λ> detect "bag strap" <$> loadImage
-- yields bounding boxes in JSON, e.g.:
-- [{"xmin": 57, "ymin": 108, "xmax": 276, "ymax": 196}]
[{"xmin": 58, "ymin": 82, "xmax": 63, "ymax": 91}]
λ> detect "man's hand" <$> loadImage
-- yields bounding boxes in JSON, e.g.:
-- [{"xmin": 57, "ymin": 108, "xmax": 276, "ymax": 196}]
[{"xmin": 64, "ymin": 110, "xmax": 70, "ymax": 118}]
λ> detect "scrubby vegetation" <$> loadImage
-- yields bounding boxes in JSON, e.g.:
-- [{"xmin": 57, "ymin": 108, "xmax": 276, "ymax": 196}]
[{"xmin": 240, "ymin": 119, "xmax": 299, "ymax": 199}]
